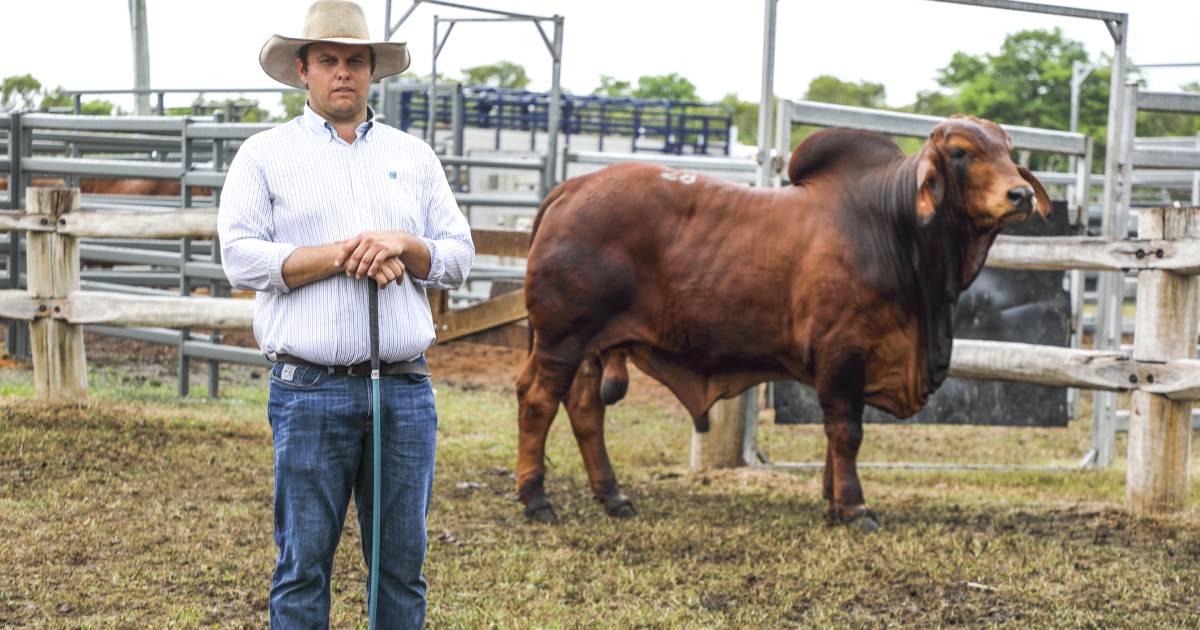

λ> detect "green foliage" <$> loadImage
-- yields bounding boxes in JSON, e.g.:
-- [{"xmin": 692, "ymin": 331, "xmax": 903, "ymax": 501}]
[
  {"xmin": 279, "ymin": 91, "xmax": 306, "ymax": 120},
  {"xmin": 38, "ymin": 86, "xmax": 72, "ymax": 110},
  {"xmin": 921, "ymin": 28, "xmax": 1199, "ymax": 168},
  {"xmin": 588, "ymin": 72, "xmax": 702, "ymax": 102},
  {"xmin": 935, "ymin": 29, "xmax": 1092, "ymax": 131},
  {"xmin": 789, "ymin": 76, "xmax": 915, "ymax": 154},
  {"xmin": 36, "ymin": 86, "xmax": 115, "ymax": 115},
  {"xmin": 235, "ymin": 100, "xmax": 270, "ymax": 123},
  {"xmin": 2, "ymin": 74, "xmax": 42, "ymax": 110},
  {"xmin": 397, "ymin": 71, "xmax": 452, "ymax": 83},
  {"xmin": 805, "ymin": 75, "xmax": 887, "ymax": 109},
  {"xmin": 633, "ymin": 72, "xmax": 699, "ymax": 102},
  {"xmin": 592, "ymin": 75, "xmax": 632, "ymax": 97},
  {"xmin": 80, "ymin": 100, "xmax": 115, "ymax": 116},
  {"xmin": 909, "ymin": 90, "xmax": 960, "ymax": 118},
  {"xmin": 460, "ymin": 61, "xmax": 530, "ymax": 90},
  {"xmin": 1136, "ymin": 80, "xmax": 1200, "ymax": 139},
  {"xmin": 915, "ymin": 29, "xmax": 1115, "ymax": 168},
  {"xmin": 167, "ymin": 96, "xmax": 270, "ymax": 122},
  {"xmin": 719, "ymin": 93, "xmax": 759, "ymax": 145}
]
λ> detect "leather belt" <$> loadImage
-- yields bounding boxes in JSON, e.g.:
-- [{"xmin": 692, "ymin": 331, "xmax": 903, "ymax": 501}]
[{"xmin": 274, "ymin": 353, "xmax": 432, "ymax": 377}]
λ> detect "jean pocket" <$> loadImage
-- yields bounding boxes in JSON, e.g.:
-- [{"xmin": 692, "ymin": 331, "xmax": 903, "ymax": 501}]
[
  {"xmin": 270, "ymin": 362, "xmax": 326, "ymax": 388},
  {"xmin": 400, "ymin": 372, "xmax": 430, "ymax": 385}
]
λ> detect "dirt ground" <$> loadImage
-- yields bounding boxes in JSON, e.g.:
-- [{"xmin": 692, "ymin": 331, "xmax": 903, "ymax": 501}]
[{"xmin": 53, "ymin": 326, "xmax": 677, "ymax": 407}]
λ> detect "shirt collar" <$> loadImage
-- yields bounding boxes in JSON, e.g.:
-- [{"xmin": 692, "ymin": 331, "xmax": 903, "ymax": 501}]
[{"xmin": 301, "ymin": 102, "xmax": 376, "ymax": 143}]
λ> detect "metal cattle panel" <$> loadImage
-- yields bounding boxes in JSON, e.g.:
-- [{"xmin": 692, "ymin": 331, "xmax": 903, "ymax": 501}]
[
  {"xmin": 774, "ymin": 200, "xmax": 1075, "ymax": 427},
  {"xmin": 1136, "ymin": 91, "xmax": 1200, "ymax": 115},
  {"xmin": 187, "ymin": 123, "xmax": 275, "ymax": 140},
  {"xmin": 21, "ymin": 114, "xmax": 187, "ymax": 134},
  {"xmin": 786, "ymin": 101, "xmax": 1088, "ymax": 156},
  {"xmin": 1132, "ymin": 148, "xmax": 1200, "ymax": 171},
  {"xmin": 22, "ymin": 156, "xmax": 181, "ymax": 179}
]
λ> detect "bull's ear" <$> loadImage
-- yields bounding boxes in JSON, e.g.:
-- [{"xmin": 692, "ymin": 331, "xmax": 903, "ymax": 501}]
[
  {"xmin": 915, "ymin": 149, "xmax": 944, "ymax": 224},
  {"xmin": 1017, "ymin": 166, "xmax": 1052, "ymax": 217}
]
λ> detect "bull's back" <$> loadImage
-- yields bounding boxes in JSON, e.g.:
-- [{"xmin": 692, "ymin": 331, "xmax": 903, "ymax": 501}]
[
  {"xmin": 531, "ymin": 164, "xmax": 699, "ymax": 257},
  {"xmin": 526, "ymin": 163, "xmax": 837, "ymax": 363}
]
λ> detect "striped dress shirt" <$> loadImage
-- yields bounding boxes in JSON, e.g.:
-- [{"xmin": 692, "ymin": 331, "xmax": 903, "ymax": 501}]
[{"xmin": 218, "ymin": 104, "xmax": 474, "ymax": 365}]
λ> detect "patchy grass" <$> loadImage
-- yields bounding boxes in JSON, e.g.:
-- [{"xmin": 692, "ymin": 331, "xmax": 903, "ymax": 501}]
[{"xmin": 2, "ymin": 362, "xmax": 1200, "ymax": 627}]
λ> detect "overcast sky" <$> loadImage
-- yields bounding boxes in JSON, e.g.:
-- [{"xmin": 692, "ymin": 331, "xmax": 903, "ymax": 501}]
[{"xmin": 4, "ymin": 1, "xmax": 1198, "ymax": 115}]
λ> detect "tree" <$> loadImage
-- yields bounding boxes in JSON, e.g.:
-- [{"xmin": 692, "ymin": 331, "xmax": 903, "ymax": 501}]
[
  {"xmin": 935, "ymin": 28, "xmax": 1097, "ymax": 133},
  {"xmin": 279, "ymin": 92, "xmax": 307, "ymax": 120},
  {"xmin": 719, "ymin": 93, "xmax": 759, "ymax": 145},
  {"xmin": 804, "ymin": 75, "xmax": 886, "ymax": 109},
  {"xmin": 460, "ymin": 61, "xmax": 529, "ymax": 90},
  {"xmin": 38, "ymin": 87, "xmax": 73, "ymax": 111},
  {"xmin": 167, "ymin": 97, "xmax": 269, "ymax": 122},
  {"xmin": 2, "ymin": 74, "xmax": 42, "ymax": 110},
  {"xmin": 35, "ymin": 85, "xmax": 117, "ymax": 115},
  {"xmin": 921, "ymin": 28, "xmax": 1200, "ymax": 170},
  {"xmin": 918, "ymin": 28, "xmax": 1121, "ymax": 168},
  {"xmin": 592, "ymin": 75, "xmax": 632, "ymax": 98},
  {"xmin": 909, "ymin": 90, "xmax": 960, "ymax": 118},
  {"xmin": 633, "ymin": 73, "xmax": 699, "ymax": 102}
]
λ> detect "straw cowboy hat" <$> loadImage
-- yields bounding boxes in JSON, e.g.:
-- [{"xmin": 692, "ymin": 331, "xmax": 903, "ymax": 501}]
[{"xmin": 259, "ymin": 0, "xmax": 411, "ymax": 89}]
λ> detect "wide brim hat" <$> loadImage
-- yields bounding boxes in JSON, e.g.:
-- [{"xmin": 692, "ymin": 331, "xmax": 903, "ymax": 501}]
[{"xmin": 259, "ymin": 0, "xmax": 411, "ymax": 89}]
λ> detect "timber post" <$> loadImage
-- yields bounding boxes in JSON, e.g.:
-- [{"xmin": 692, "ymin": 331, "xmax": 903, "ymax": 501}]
[
  {"xmin": 26, "ymin": 187, "xmax": 87, "ymax": 402},
  {"xmin": 691, "ymin": 389, "xmax": 758, "ymax": 470},
  {"xmin": 1126, "ymin": 206, "xmax": 1199, "ymax": 513}
]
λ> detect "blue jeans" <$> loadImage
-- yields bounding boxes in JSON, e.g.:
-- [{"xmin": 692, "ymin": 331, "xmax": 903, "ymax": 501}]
[{"xmin": 266, "ymin": 361, "xmax": 437, "ymax": 629}]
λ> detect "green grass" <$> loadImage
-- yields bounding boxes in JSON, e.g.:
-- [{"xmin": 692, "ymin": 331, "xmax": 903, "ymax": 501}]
[{"xmin": 2, "ymin": 365, "xmax": 1200, "ymax": 627}]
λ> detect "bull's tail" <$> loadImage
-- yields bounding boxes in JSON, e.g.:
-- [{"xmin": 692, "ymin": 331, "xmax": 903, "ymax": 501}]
[
  {"xmin": 529, "ymin": 181, "xmax": 568, "ymax": 247},
  {"xmin": 525, "ymin": 182, "xmax": 570, "ymax": 355}
]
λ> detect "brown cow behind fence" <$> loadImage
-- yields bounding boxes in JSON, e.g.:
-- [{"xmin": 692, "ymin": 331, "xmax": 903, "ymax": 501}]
[
  {"xmin": 0, "ymin": 177, "xmax": 211, "ymax": 198},
  {"xmin": 516, "ymin": 116, "xmax": 1050, "ymax": 530}
]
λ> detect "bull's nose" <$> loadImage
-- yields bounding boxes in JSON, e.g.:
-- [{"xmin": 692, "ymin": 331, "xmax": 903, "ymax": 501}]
[{"xmin": 1007, "ymin": 186, "xmax": 1034, "ymax": 208}]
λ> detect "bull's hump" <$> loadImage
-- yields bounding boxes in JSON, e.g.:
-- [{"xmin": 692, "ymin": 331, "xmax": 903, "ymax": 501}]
[{"xmin": 787, "ymin": 128, "xmax": 903, "ymax": 185}]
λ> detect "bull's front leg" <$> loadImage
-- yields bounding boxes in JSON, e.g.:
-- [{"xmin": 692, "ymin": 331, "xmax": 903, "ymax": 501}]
[{"xmin": 817, "ymin": 357, "xmax": 880, "ymax": 532}]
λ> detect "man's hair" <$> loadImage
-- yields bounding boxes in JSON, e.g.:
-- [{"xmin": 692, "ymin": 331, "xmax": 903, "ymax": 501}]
[{"xmin": 298, "ymin": 44, "xmax": 377, "ymax": 73}]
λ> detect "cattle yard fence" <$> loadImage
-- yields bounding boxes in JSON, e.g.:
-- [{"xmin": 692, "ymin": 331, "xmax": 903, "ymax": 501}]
[
  {"xmin": 0, "ymin": 111, "xmax": 546, "ymax": 396},
  {"xmin": 3, "ymin": 180, "xmax": 1199, "ymax": 514}
]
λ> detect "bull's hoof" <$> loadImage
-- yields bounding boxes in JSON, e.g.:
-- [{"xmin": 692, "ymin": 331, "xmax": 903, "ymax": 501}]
[
  {"xmin": 603, "ymin": 493, "xmax": 637, "ymax": 519},
  {"xmin": 827, "ymin": 506, "xmax": 881, "ymax": 532},
  {"xmin": 854, "ymin": 512, "xmax": 881, "ymax": 532},
  {"xmin": 523, "ymin": 495, "xmax": 558, "ymax": 524}
]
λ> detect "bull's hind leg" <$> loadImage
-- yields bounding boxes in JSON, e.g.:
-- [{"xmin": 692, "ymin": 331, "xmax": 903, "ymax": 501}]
[
  {"xmin": 515, "ymin": 351, "xmax": 578, "ymax": 523},
  {"xmin": 817, "ymin": 356, "xmax": 880, "ymax": 532},
  {"xmin": 566, "ymin": 355, "xmax": 635, "ymax": 518}
]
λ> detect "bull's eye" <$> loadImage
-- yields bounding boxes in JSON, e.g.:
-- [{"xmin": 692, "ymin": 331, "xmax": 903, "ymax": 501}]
[{"xmin": 949, "ymin": 147, "xmax": 969, "ymax": 160}]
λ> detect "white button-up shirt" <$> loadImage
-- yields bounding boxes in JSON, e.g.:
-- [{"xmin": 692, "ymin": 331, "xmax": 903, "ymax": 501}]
[{"xmin": 218, "ymin": 104, "xmax": 474, "ymax": 365}]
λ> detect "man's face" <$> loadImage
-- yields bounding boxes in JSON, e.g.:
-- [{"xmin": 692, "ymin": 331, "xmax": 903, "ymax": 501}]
[{"xmin": 296, "ymin": 42, "xmax": 372, "ymax": 122}]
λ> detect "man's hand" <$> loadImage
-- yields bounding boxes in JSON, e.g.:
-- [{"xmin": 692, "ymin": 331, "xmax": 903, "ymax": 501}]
[
  {"xmin": 337, "ymin": 231, "xmax": 432, "ymax": 286},
  {"xmin": 369, "ymin": 257, "xmax": 407, "ymax": 289}
]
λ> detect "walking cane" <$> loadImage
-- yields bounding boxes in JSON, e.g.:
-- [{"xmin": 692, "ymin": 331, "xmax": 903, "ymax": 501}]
[{"xmin": 367, "ymin": 280, "xmax": 381, "ymax": 629}]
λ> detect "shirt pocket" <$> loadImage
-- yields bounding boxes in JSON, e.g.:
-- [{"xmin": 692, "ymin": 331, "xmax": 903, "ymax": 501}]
[{"xmin": 380, "ymin": 169, "xmax": 423, "ymax": 234}]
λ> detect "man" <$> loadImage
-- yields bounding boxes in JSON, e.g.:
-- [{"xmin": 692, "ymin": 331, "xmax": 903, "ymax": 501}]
[{"xmin": 217, "ymin": 1, "xmax": 474, "ymax": 627}]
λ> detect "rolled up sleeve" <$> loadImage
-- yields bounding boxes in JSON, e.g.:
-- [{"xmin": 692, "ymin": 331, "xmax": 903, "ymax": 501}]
[
  {"xmin": 412, "ymin": 150, "xmax": 474, "ymax": 290},
  {"xmin": 217, "ymin": 145, "xmax": 296, "ymax": 294}
]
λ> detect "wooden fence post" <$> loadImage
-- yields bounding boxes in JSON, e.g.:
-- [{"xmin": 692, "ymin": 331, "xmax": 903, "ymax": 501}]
[
  {"xmin": 690, "ymin": 387, "xmax": 756, "ymax": 470},
  {"xmin": 1127, "ymin": 206, "xmax": 1198, "ymax": 513},
  {"xmin": 27, "ymin": 187, "xmax": 87, "ymax": 402}
]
